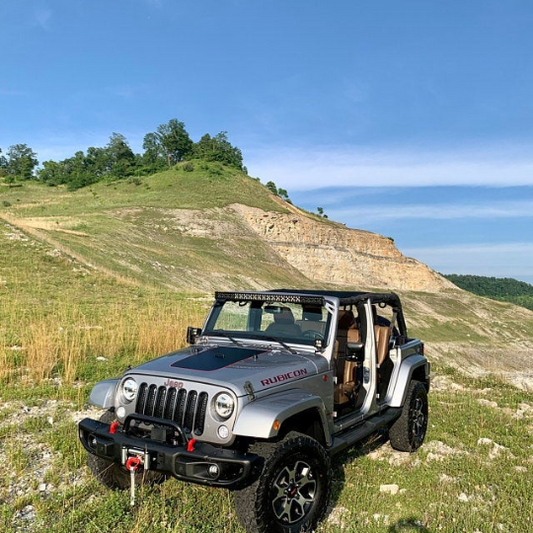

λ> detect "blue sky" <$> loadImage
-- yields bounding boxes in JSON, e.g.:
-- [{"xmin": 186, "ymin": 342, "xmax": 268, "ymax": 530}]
[{"xmin": 1, "ymin": 1, "xmax": 533, "ymax": 283}]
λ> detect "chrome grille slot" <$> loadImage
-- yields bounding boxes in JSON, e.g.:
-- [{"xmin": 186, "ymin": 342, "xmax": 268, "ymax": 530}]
[{"xmin": 135, "ymin": 382, "xmax": 208, "ymax": 435}]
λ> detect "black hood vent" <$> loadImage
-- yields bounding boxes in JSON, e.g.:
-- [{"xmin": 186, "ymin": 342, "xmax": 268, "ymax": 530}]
[{"xmin": 171, "ymin": 347, "xmax": 263, "ymax": 371}]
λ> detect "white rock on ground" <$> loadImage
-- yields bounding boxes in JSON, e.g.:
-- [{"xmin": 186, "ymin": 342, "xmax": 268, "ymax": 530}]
[
  {"xmin": 424, "ymin": 440, "xmax": 467, "ymax": 462},
  {"xmin": 380, "ymin": 484, "xmax": 399, "ymax": 495},
  {"xmin": 477, "ymin": 398, "xmax": 498, "ymax": 408},
  {"xmin": 326, "ymin": 506, "xmax": 348, "ymax": 528}
]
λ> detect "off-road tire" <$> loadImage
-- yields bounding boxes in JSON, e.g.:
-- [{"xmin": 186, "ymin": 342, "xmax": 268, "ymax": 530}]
[
  {"xmin": 87, "ymin": 409, "xmax": 166, "ymax": 490},
  {"xmin": 389, "ymin": 380, "xmax": 428, "ymax": 452},
  {"xmin": 234, "ymin": 431, "xmax": 331, "ymax": 533}
]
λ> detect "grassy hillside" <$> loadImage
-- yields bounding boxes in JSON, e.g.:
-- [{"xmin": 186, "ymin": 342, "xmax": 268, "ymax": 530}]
[
  {"xmin": 1, "ymin": 162, "xmax": 285, "ymax": 216},
  {"xmin": 445, "ymin": 273, "xmax": 533, "ymax": 311},
  {"xmin": 1, "ymin": 164, "xmax": 533, "ymax": 532},
  {"xmin": 0, "ymin": 163, "xmax": 311, "ymax": 291}
]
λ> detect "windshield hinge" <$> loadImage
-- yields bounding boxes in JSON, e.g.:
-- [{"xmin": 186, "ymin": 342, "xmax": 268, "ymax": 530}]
[{"xmin": 244, "ymin": 381, "xmax": 256, "ymax": 402}]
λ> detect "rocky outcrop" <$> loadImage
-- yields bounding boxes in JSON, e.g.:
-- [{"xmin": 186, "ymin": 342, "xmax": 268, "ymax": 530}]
[{"xmin": 232, "ymin": 204, "xmax": 455, "ymax": 292}]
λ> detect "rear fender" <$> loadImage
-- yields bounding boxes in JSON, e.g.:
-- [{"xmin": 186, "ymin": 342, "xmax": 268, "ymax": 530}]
[
  {"xmin": 233, "ymin": 390, "xmax": 331, "ymax": 445},
  {"xmin": 88, "ymin": 378, "xmax": 119, "ymax": 409},
  {"xmin": 388, "ymin": 355, "xmax": 430, "ymax": 407}
]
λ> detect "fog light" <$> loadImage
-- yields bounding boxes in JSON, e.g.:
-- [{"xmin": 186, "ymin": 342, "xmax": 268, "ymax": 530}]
[
  {"xmin": 116, "ymin": 406, "xmax": 126, "ymax": 420},
  {"xmin": 208, "ymin": 464, "xmax": 220, "ymax": 478},
  {"xmin": 217, "ymin": 425, "xmax": 229, "ymax": 439},
  {"xmin": 89, "ymin": 435, "xmax": 97, "ymax": 449}
]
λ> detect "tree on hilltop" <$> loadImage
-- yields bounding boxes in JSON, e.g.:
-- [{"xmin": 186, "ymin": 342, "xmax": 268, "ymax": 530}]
[
  {"xmin": 193, "ymin": 132, "xmax": 244, "ymax": 170},
  {"xmin": 106, "ymin": 133, "xmax": 135, "ymax": 178},
  {"xmin": 4, "ymin": 144, "xmax": 38, "ymax": 181},
  {"xmin": 85, "ymin": 146, "xmax": 110, "ymax": 179},
  {"xmin": 141, "ymin": 119, "xmax": 193, "ymax": 170},
  {"xmin": 266, "ymin": 181, "xmax": 278, "ymax": 195},
  {"xmin": 265, "ymin": 181, "xmax": 291, "ymax": 202},
  {"xmin": 38, "ymin": 133, "xmax": 137, "ymax": 189},
  {"xmin": 142, "ymin": 132, "xmax": 166, "ymax": 172},
  {"xmin": 0, "ymin": 148, "xmax": 7, "ymax": 177}
]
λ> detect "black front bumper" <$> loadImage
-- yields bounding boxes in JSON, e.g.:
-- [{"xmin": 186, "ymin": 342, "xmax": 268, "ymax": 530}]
[{"xmin": 78, "ymin": 416, "xmax": 257, "ymax": 488}]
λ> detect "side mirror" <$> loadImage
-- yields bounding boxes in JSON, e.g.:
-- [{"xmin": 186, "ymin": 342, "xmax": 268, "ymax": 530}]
[
  {"xmin": 187, "ymin": 326, "xmax": 202, "ymax": 345},
  {"xmin": 314, "ymin": 338, "xmax": 324, "ymax": 350},
  {"xmin": 345, "ymin": 342, "xmax": 364, "ymax": 361}
]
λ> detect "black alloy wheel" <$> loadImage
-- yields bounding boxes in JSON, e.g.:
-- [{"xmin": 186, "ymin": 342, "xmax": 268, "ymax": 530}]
[
  {"xmin": 234, "ymin": 431, "xmax": 331, "ymax": 533},
  {"xmin": 389, "ymin": 380, "xmax": 429, "ymax": 452}
]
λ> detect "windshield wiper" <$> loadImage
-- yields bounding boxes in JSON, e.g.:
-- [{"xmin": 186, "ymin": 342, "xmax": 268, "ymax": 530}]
[
  {"xmin": 257, "ymin": 335, "xmax": 297, "ymax": 354},
  {"xmin": 207, "ymin": 330, "xmax": 243, "ymax": 347}
]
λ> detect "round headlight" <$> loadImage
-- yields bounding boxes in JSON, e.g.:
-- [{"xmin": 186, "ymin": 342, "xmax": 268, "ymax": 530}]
[
  {"xmin": 122, "ymin": 378, "xmax": 138, "ymax": 402},
  {"xmin": 214, "ymin": 393, "xmax": 234, "ymax": 419}
]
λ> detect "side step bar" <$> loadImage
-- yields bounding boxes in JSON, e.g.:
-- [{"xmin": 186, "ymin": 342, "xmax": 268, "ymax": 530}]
[{"xmin": 329, "ymin": 408, "xmax": 402, "ymax": 455}]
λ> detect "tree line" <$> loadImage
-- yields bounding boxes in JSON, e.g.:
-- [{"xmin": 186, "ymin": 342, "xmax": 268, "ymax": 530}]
[
  {"xmin": 445, "ymin": 273, "xmax": 533, "ymax": 311},
  {"xmin": 0, "ymin": 119, "xmax": 245, "ymax": 190}
]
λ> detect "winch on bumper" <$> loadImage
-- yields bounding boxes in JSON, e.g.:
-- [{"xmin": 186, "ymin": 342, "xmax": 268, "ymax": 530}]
[{"xmin": 78, "ymin": 413, "xmax": 256, "ymax": 488}]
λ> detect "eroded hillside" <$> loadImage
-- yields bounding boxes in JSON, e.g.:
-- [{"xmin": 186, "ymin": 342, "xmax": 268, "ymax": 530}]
[
  {"xmin": 0, "ymin": 164, "xmax": 452, "ymax": 293},
  {"xmin": 231, "ymin": 203, "xmax": 453, "ymax": 292}
]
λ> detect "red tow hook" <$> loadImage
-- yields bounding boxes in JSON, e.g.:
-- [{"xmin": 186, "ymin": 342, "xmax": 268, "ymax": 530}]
[
  {"xmin": 187, "ymin": 438, "xmax": 197, "ymax": 452},
  {"xmin": 109, "ymin": 421, "xmax": 119, "ymax": 434},
  {"xmin": 126, "ymin": 456, "xmax": 142, "ymax": 472}
]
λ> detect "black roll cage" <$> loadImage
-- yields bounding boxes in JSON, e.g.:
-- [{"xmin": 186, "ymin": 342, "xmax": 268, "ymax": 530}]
[{"xmin": 214, "ymin": 289, "xmax": 408, "ymax": 338}]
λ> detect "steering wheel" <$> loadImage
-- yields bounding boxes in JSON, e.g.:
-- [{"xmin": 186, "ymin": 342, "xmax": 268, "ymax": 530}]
[{"xmin": 302, "ymin": 330, "xmax": 324, "ymax": 341}]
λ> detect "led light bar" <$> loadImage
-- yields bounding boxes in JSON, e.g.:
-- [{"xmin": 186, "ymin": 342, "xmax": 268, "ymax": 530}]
[{"xmin": 214, "ymin": 291, "xmax": 324, "ymax": 306}]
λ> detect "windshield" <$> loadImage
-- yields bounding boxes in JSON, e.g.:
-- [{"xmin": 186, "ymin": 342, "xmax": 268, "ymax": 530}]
[{"xmin": 204, "ymin": 299, "xmax": 331, "ymax": 347}]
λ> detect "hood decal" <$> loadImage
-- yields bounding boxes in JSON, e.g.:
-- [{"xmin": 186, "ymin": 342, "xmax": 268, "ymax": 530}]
[
  {"xmin": 171, "ymin": 346, "xmax": 264, "ymax": 371},
  {"xmin": 260, "ymin": 368, "xmax": 308, "ymax": 388}
]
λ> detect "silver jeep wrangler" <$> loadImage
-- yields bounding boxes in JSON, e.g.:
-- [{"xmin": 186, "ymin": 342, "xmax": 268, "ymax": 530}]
[{"xmin": 79, "ymin": 290, "xmax": 429, "ymax": 533}]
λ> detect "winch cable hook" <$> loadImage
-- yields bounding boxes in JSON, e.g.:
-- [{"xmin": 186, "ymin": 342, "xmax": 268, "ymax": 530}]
[{"xmin": 126, "ymin": 456, "xmax": 143, "ymax": 507}]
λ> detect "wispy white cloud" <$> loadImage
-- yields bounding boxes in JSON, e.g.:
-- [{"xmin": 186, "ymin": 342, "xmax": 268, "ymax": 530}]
[
  {"xmin": 246, "ymin": 144, "xmax": 533, "ymax": 189},
  {"xmin": 328, "ymin": 200, "xmax": 533, "ymax": 222},
  {"xmin": 401, "ymin": 242, "xmax": 533, "ymax": 283},
  {"xmin": 33, "ymin": 8, "xmax": 52, "ymax": 31}
]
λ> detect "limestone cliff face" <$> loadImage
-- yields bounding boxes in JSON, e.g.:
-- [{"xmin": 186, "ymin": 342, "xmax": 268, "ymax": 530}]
[{"xmin": 231, "ymin": 204, "xmax": 455, "ymax": 292}]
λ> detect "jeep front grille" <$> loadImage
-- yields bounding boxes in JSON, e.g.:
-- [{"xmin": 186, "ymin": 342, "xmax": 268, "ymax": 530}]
[{"xmin": 135, "ymin": 383, "xmax": 209, "ymax": 436}]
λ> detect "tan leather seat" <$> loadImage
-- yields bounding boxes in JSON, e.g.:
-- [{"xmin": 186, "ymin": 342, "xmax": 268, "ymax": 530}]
[
  {"xmin": 371, "ymin": 305, "xmax": 391, "ymax": 366},
  {"xmin": 374, "ymin": 325, "xmax": 391, "ymax": 366},
  {"xmin": 265, "ymin": 307, "xmax": 302, "ymax": 337},
  {"xmin": 333, "ymin": 310, "xmax": 361, "ymax": 405}
]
